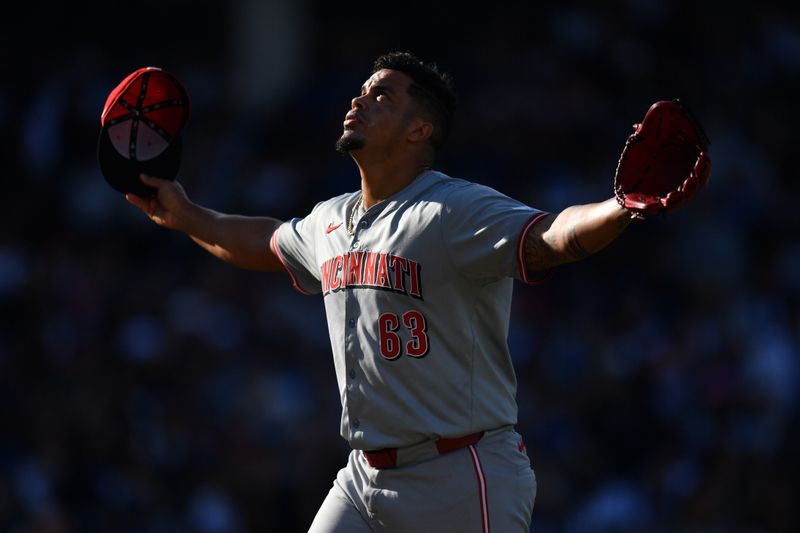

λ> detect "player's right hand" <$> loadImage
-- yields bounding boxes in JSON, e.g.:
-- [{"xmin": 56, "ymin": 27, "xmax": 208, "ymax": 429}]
[{"xmin": 125, "ymin": 174, "xmax": 190, "ymax": 230}]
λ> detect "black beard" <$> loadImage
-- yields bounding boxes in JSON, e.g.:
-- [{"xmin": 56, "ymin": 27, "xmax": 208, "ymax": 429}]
[{"xmin": 335, "ymin": 133, "xmax": 365, "ymax": 154}]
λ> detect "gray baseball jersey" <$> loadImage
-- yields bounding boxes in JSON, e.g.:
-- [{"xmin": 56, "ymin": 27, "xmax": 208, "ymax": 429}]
[{"xmin": 270, "ymin": 170, "xmax": 547, "ymax": 451}]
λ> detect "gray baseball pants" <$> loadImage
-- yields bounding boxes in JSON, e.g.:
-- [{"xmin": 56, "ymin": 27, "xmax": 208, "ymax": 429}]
[{"xmin": 308, "ymin": 426, "xmax": 536, "ymax": 532}]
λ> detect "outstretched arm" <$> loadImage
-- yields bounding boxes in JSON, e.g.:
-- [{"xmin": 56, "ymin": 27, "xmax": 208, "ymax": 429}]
[
  {"xmin": 525, "ymin": 198, "xmax": 632, "ymax": 273},
  {"xmin": 126, "ymin": 174, "xmax": 284, "ymax": 272}
]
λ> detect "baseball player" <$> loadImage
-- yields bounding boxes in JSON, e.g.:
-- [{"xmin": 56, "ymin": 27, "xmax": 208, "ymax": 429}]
[{"xmin": 125, "ymin": 52, "xmax": 705, "ymax": 532}]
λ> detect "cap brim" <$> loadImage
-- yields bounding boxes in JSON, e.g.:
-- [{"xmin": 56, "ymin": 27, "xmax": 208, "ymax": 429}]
[{"xmin": 97, "ymin": 125, "xmax": 182, "ymax": 196}]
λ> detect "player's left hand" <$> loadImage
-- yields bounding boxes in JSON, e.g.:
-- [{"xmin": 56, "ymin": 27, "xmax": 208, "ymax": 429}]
[{"xmin": 613, "ymin": 99, "xmax": 711, "ymax": 219}]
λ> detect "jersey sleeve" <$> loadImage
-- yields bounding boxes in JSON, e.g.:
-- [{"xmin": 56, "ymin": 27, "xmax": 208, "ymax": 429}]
[
  {"xmin": 270, "ymin": 203, "xmax": 324, "ymax": 295},
  {"xmin": 441, "ymin": 183, "xmax": 551, "ymax": 283}
]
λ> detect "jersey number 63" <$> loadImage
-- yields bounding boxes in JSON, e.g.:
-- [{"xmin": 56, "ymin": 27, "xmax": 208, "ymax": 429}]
[{"xmin": 378, "ymin": 310, "xmax": 429, "ymax": 359}]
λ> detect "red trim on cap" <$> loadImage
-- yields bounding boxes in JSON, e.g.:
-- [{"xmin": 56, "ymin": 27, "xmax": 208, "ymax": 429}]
[
  {"xmin": 468, "ymin": 445, "xmax": 490, "ymax": 533},
  {"xmin": 269, "ymin": 227, "xmax": 311, "ymax": 295},
  {"xmin": 517, "ymin": 211, "xmax": 553, "ymax": 285}
]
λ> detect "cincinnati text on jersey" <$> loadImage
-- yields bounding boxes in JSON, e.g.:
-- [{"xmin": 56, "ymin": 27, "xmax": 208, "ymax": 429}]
[{"xmin": 320, "ymin": 251, "xmax": 423, "ymax": 299}]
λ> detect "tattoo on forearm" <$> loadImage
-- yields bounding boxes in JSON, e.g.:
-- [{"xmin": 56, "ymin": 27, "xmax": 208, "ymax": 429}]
[
  {"xmin": 525, "ymin": 231, "xmax": 560, "ymax": 272},
  {"xmin": 525, "ymin": 204, "xmax": 632, "ymax": 270},
  {"xmin": 565, "ymin": 226, "xmax": 590, "ymax": 260}
]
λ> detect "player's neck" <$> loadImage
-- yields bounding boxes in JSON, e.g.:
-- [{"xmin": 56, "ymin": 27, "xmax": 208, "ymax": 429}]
[{"xmin": 353, "ymin": 154, "xmax": 433, "ymax": 209}]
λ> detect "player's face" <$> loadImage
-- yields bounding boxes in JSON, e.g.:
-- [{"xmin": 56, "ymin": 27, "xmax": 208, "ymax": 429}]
[{"xmin": 336, "ymin": 69, "xmax": 420, "ymax": 154}]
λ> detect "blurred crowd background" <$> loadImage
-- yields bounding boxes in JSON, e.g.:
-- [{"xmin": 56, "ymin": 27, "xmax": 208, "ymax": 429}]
[{"xmin": 2, "ymin": 0, "xmax": 798, "ymax": 531}]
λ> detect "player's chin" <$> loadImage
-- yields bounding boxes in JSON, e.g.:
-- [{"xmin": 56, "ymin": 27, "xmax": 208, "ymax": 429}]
[{"xmin": 335, "ymin": 131, "xmax": 365, "ymax": 153}]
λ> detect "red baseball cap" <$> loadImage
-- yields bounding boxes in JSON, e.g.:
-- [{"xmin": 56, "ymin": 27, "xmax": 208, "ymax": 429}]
[{"xmin": 97, "ymin": 67, "xmax": 190, "ymax": 196}]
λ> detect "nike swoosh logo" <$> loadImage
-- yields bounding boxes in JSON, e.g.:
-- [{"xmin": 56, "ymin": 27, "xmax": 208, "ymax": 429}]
[{"xmin": 325, "ymin": 223, "xmax": 342, "ymax": 234}]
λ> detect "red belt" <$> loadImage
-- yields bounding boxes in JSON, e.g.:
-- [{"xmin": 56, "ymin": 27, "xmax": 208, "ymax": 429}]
[{"xmin": 363, "ymin": 431, "xmax": 484, "ymax": 469}]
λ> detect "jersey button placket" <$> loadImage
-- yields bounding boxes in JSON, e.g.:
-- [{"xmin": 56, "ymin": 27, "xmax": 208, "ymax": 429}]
[
  {"xmin": 345, "ymin": 207, "xmax": 377, "ymax": 439},
  {"xmin": 343, "ymin": 235, "xmax": 361, "ymax": 438}
]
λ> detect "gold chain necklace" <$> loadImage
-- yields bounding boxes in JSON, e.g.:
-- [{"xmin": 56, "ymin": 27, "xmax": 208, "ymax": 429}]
[
  {"xmin": 346, "ymin": 168, "xmax": 432, "ymax": 236},
  {"xmin": 346, "ymin": 195, "xmax": 363, "ymax": 236},
  {"xmin": 347, "ymin": 194, "xmax": 389, "ymax": 236}
]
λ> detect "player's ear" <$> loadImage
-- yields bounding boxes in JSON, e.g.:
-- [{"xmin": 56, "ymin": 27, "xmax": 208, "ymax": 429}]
[{"xmin": 407, "ymin": 119, "xmax": 434, "ymax": 144}]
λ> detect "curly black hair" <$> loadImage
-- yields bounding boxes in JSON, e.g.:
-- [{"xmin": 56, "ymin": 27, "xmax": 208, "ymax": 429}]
[{"xmin": 372, "ymin": 51, "xmax": 456, "ymax": 151}]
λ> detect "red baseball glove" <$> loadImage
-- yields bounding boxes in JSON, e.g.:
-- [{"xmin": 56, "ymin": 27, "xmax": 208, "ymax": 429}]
[{"xmin": 614, "ymin": 99, "xmax": 711, "ymax": 219}]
